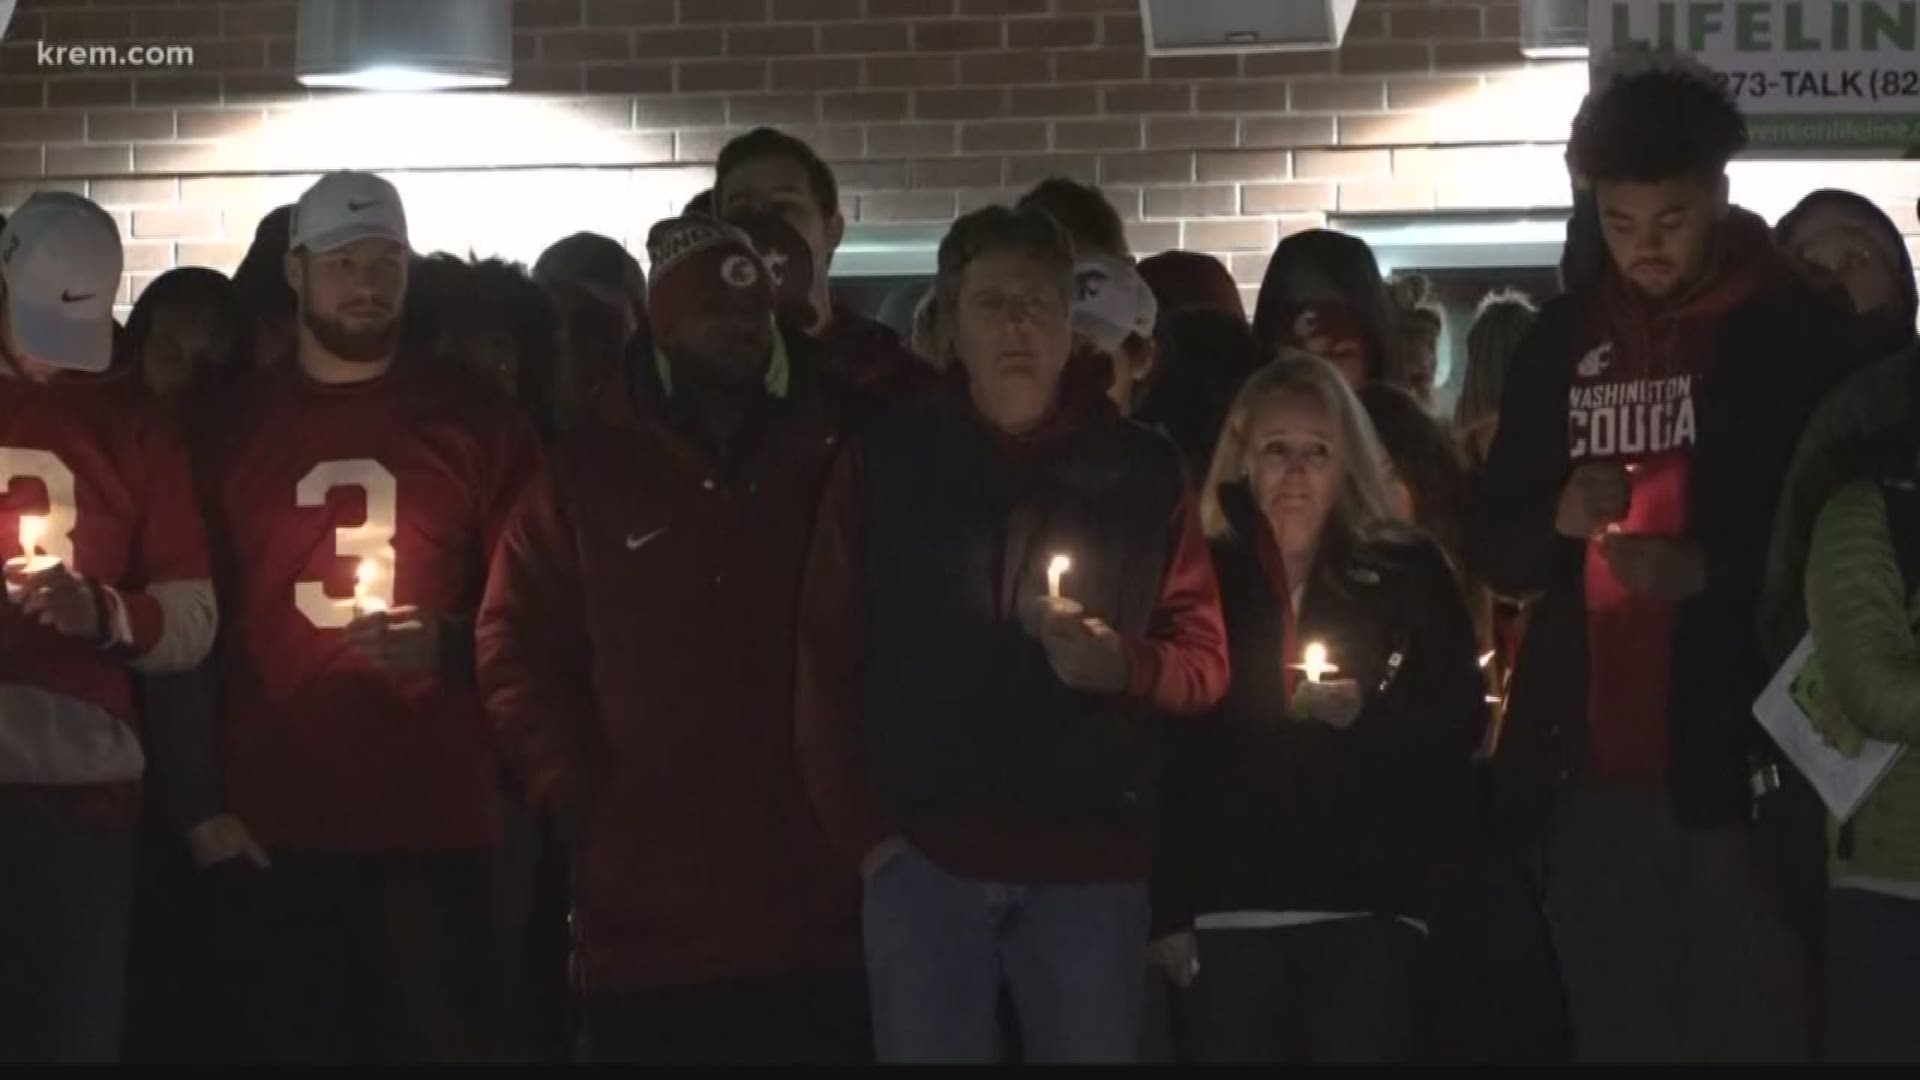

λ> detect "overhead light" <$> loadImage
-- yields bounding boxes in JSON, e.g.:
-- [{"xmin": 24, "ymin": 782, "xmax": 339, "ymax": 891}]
[
  {"xmin": 1140, "ymin": 0, "xmax": 1359, "ymax": 56},
  {"xmin": 1520, "ymin": 0, "xmax": 1590, "ymax": 60},
  {"xmin": 297, "ymin": 0, "xmax": 511, "ymax": 93}
]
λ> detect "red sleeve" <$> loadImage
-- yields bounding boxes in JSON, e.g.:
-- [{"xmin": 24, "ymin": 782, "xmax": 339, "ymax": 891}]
[
  {"xmin": 480, "ymin": 412, "xmax": 545, "ymax": 562},
  {"xmin": 794, "ymin": 444, "xmax": 898, "ymax": 867},
  {"xmin": 121, "ymin": 405, "xmax": 215, "ymax": 660},
  {"xmin": 476, "ymin": 461, "xmax": 599, "ymax": 817},
  {"xmin": 1120, "ymin": 490, "xmax": 1230, "ymax": 717}
]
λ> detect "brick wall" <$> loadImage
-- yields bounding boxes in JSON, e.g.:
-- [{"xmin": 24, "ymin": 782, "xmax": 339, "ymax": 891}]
[{"xmin": 1, "ymin": 0, "xmax": 1916, "ymax": 315}]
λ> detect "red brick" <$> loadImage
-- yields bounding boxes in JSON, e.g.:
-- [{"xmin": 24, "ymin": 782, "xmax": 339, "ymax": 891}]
[
  {"xmin": 1011, "ymin": 86, "xmax": 1100, "ymax": 118},
  {"xmin": 177, "ymin": 108, "xmax": 269, "ymax": 141},
  {"xmin": 1434, "ymin": 43, "xmax": 1524, "ymax": 71},
  {"xmin": 1055, "ymin": 50, "xmax": 1141, "ymax": 82},
  {"xmin": 137, "ymin": 142, "xmax": 240, "ymax": 174},
  {"xmin": 133, "ymin": 8, "xmax": 224, "ymax": 38},
  {"xmin": 88, "ymin": 178, "xmax": 178, "ymax": 208},
  {"xmin": 1104, "ymin": 14, "xmax": 1144, "ymax": 48},
  {"xmin": 1339, "ymin": 44, "xmax": 1430, "ymax": 76},
  {"xmin": 679, "ymin": 61, "xmax": 769, "ymax": 93},
  {"xmin": 585, "ymin": 65, "xmax": 671, "ymax": 93},
  {"xmin": 515, "ymin": 32, "xmax": 540, "ymax": 62},
  {"xmin": 589, "ymin": 0, "xmax": 678, "ymax": 23},
  {"xmin": 47, "ymin": 145, "xmax": 132, "ymax": 176},
  {"xmin": 1184, "ymin": 218, "xmax": 1276, "ymax": 252},
  {"xmin": 1009, "ymin": 18, "xmax": 1098, "ymax": 49},
  {"xmin": 675, "ymin": 127, "xmax": 748, "ymax": 163},
  {"xmin": 962, "ymin": 121, "xmax": 1048, "ymax": 154},
  {"xmin": 870, "ymin": 0, "xmax": 957, "ymax": 16},
  {"xmin": 1242, "ymin": 182, "xmax": 1334, "ymax": 214},
  {"xmin": 1337, "ymin": 178, "xmax": 1435, "ymax": 212},
  {"xmin": 836, "ymin": 161, "xmax": 911, "ymax": 191},
  {"xmin": 962, "ymin": 0, "xmax": 1047, "ymax": 14},
  {"xmin": 1196, "ymin": 82, "xmax": 1289, "ymax": 114},
  {"xmin": 47, "ymin": 10, "xmax": 134, "ymax": 40},
  {"xmin": 728, "ymin": 26, "xmax": 817, "ymax": 57},
  {"xmin": 1149, "ymin": 55, "xmax": 1241, "ymax": 81},
  {"xmin": 913, "ymin": 20, "xmax": 1004, "ymax": 52},
  {"xmin": 178, "ymin": 241, "xmax": 249, "ymax": 269},
  {"xmin": 860, "ymin": 191, "xmax": 958, "ymax": 222},
  {"xmin": 775, "ymin": 58, "xmax": 863, "ymax": 91},
  {"xmin": 774, "ymin": 0, "xmax": 864, "ymax": 20},
  {"xmin": 121, "ymin": 243, "xmax": 175, "ymax": 274},
  {"xmin": 191, "ymin": 40, "xmax": 269, "ymax": 72},
  {"xmin": 1345, "ymin": 6, "xmax": 1389, "ymax": 41},
  {"xmin": 867, "ymin": 55, "xmax": 958, "ymax": 88},
  {"xmin": 634, "ymin": 95, "xmax": 728, "ymax": 129},
  {"xmin": 132, "ymin": 208, "xmax": 220, "ymax": 239},
  {"xmin": 823, "ymin": 91, "xmax": 910, "ymax": 122},
  {"xmin": 822, "ymin": 22, "xmax": 911, "ymax": 54},
  {"xmin": 0, "ymin": 79, "xmax": 46, "ymax": 109},
  {"xmin": 912, "ymin": 156, "xmax": 1002, "ymax": 189},
  {"xmin": 1005, "ymin": 153, "xmax": 1100, "ymax": 188},
  {"xmin": 1059, "ymin": 0, "xmax": 1132, "ymax": 11},
  {"xmin": 1244, "ymin": 52, "xmax": 1336, "ymax": 77},
  {"xmin": 222, "ymin": 73, "xmax": 304, "ymax": 101},
  {"xmin": 633, "ymin": 28, "xmax": 723, "ymax": 60},
  {"xmin": 1055, "ymin": 119, "xmax": 1141, "ymax": 152},
  {"xmin": 0, "ymin": 111, "xmax": 86, "ymax": 144},
  {"xmin": 0, "ymin": 42, "xmax": 39, "ymax": 78},
  {"xmin": 1293, "ymin": 149, "xmax": 1392, "ymax": 179},
  {"xmin": 957, "ymin": 186, "xmax": 1022, "ymax": 213},
  {"xmin": 1143, "ymin": 116, "xmax": 1236, "ymax": 151},
  {"xmin": 0, "ymin": 148, "xmax": 42, "ymax": 177},
  {"xmin": 86, "ymin": 110, "xmax": 175, "ymax": 142},
  {"xmin": 219, "ymin": 4, "xmax": 295, "ymax": 37},
  {"xmin": 728, "ymin": 93, "xmax": 820, "ymax": 125},
  {"xmin": 787, "ymin": 125, "xmax": 867, "ymax": 160},
  {"xmin": 961, "ymin": 52, "xmax": 1052, "ymax": 86},
  {"xmin": 1486, "ymin": 4, "xmax": 1522, "ymax": 40},
  {"xmin": 543, "ymin": 29, "xmax": 634, "ymax": 62},
  {"xmin": 1389, "ymin": 6, "xmax": 1483, "ymax": 41},
  {"xmin": 1099, "ymin": 151, "xmax": 1192, "ymax": 185},
  {"xmin": 1142, "ymin": 185, "xmax": 1236, "ymax": 219},
  {"xmin": 1103, "ymin": 83, "xmax": 1189, "ymax": 115},
  {"xmin": 1240, "ymin": 117, "xmax": 1336, "ymax": 149},
  {"xmin": 869, "ymin": 123, "xmax": 958, "ymax": 157},
  {"xmin": 677, "ymin": 0, "xmax": 770, "ymax": 24},
  {"xmin": 1387, "ymin": 76, "xmax": 1482, "ymax": 111},
  {"xmin": 918, "ymin": 89, "xmax": 1008, "ymax": 121},
  {"xmin": 523, "ymin": 0, "xmax": 584, "ymax": 28},
  {"xmin": 1339, "ymin": 113, "xmax": 1436, "ymax": 147},
  {"xmin": 268, "ymin": 39, "xmax": 297, "ymax": 69},
  {"xmin": 48, "ymin": 78, "xmax": 133, "ymax": 109},
  {"xmin": 135, "ymin": 76, "xmax": 223, "ymax": 107},
  {"xmin": 1195, "ymin": 150, "xmax": 1290, "ymax": 183},
  {"xmin": 1290, "ymin": 78, "xmax": 1385, "ymax": 113}
]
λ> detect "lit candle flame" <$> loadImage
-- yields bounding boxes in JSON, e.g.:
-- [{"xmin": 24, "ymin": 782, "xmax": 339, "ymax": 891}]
[
  {"xmin": 353, "ymin": 559, "xmax": 387, "ymax": 615},
  {"xmin": 1300, "ymin": 640, "xmax": 1336, "ymax": 684},
  {"xmin": 1047, "ymin": 554, "xmax": 1072, "ymax": 600},
  {"xmin": 1479, "ymin": 651, "xmax": 1495, "ymax": 669},
  {"xmin": 18, "ymin": 516, "xmax": 45, "ymax": 558}
]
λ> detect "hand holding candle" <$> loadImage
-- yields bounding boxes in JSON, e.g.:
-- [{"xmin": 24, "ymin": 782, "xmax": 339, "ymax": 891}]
[
  {"xmin": 352, "ymin": 558, "xmax": 389, "ymax": 617},
  {"xmin": 1292, "ymin": 640, "xmax": 1338, "ymax": 684},
  {"xmin": 6, "ymin": 515, "xmax": 65, "ymax": 604},
  {"xmin": 1289, "ymin": 641, "xmax": 1360, "ymax": 728}
]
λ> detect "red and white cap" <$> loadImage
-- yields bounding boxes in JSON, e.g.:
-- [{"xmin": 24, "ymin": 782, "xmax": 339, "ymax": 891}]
[
  {"xmin": 290, "ymin": 171, "xmax": 409, "ymax": 254},
  {"xmin": 1072, "ymin": 252, "xmax": 1158, "ymax": 353},
  {"xmin": 0, "ymin": 191, "xmax": 123, "ymax": 374}
]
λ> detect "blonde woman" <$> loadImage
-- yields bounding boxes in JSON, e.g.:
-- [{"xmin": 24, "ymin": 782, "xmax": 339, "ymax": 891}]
[
  {"xmin": 1453, "ymin": 291, "xmax": 1537, "ymax": 473},
  {"xmin": 1151, "ymin": 351, "xmax": 1487, "ymax": 1062}
]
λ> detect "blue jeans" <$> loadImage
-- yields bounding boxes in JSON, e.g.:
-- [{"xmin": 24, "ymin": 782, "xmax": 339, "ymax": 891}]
[
  {"xmin": 0, "ymin": 804, "xmax": 137, "ymax": 1062},
  {"xmin": 862, "ymin": 844, "xmax": 1149, "ymax": 1063},
  {"xmin": 1825, "ymin": 888, "xmax": 1920, "ymax": 1063}
]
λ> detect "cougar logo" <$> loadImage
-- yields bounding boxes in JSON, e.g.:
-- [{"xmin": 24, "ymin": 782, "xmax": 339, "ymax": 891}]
[
  {"xmin": 721, "ymin": 254, "xmax": 761, "ymax": 289},
  {"xmin": 1577, "ymin": 342, "xmax": 1613, "ymax": 379}
]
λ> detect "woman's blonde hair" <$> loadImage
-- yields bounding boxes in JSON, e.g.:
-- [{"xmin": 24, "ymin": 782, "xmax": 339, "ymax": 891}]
[
  {"xmin": 1452, "ymin": 290, "xmax": 1537, "ymax": 448},
  {"xmin": 1200, "ymin": 349, "xmax": 1402, "ymax": 548}
]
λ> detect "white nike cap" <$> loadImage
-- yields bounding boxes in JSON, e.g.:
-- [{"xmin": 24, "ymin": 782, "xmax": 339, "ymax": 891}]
[
  {"xmin": 289, "ymin": 170, "xmax": 409, "ymax": 254},
  {"xmin": 1072, "ymin": 252, "xmax": 1158, "ymax": 354},
  {"xmin": 0, "ymin": 191, "xmax": 123, "ymax": 374}
]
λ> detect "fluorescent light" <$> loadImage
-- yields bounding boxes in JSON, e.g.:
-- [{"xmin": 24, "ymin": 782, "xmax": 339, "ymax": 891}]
[
  {"xmin": 298, "ymin": 66, "xmax": 508, "ymax": 92},
  {"xmin": 1521, "ymin": 44, "xmax": 1590, "ymax": 60}
]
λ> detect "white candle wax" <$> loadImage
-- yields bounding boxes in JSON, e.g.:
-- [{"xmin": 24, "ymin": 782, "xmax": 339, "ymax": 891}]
[{"xmin": 1046, "ymin": 554, "xmax": 1071, "ymax": 601}]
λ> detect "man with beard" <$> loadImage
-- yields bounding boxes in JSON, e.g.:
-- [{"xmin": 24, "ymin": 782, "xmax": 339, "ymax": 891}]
[
  {"xmin": 479, "ymin": 217, "xmax": 866, "ymax": 1063},
  {"xmin": 198, "ymin": 172, "xmax": 541, "ymax": 1062}
]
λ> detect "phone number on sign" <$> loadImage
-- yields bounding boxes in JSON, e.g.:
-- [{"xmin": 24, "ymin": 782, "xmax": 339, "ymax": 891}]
[{"xmin": 1713, "ymin": 69, "xmax": 1920, "ymax": 101}]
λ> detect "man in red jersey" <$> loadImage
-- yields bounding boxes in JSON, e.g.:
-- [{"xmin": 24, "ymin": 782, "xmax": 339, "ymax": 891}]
[
  {"xmin": 198, "ymin": 171, "xmax": 540, "ymax": 1063},
  {"xmin": 0, "ymin": 191, "xmax": 217, "ymax": 1062}
]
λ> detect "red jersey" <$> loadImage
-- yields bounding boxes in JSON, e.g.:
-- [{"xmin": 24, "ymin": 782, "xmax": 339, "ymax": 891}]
[
  {"xmin": 1, "ymin": 372, "xmax": 214, "ymax": 815},
  {"xmin": 207, "ymin": 363, "xmax": 540, "ymax": 852}
]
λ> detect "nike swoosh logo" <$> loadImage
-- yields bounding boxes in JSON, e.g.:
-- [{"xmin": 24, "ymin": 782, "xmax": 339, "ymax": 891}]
[
  {"xmin": 60, "ymin": 290, "xmax": 95, "ymax": 303},
  {"xmin": 347, "ymin": 199, "xmax": 382, "ymax": 212},
  {"xmin": 625, "ymin": 528, "xmax": 667, "ymax": 552}
]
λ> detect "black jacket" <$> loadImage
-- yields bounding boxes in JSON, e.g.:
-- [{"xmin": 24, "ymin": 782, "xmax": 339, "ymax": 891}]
[
  {"xmin": 1471, "ymin": 271, "xmax": 1854, "ymax": 841},
  {"xmin": 1153, "ymin": 488, "xmax": 1484, "ymax": 933}
]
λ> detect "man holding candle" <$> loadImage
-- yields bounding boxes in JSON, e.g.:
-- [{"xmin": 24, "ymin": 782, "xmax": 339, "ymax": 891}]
[
  {"xmin": 794, "ymin": 205, "xmax": 1229, "ymax": 1063},
  {"xmin": 0, "ymin": 192, "xmax": 218, "ymax": 1061},
  {"xmin": 1470, "ymin": 67, "xmax": 1851, "ymax": 1061},
  {"xmin": 196, "ymin": 171, "xmax": 540, "ymax": 1062},
  {"xmin": 479, "ymin": 216, "xmax": 868, "ymax": 1063}
]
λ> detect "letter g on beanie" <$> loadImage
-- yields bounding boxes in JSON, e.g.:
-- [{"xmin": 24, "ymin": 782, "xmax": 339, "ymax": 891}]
[{"xmin": 645, "ymin": 215, "xmax": 774, "ymax": 344}]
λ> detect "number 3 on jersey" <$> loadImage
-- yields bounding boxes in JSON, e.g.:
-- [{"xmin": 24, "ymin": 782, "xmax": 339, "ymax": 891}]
[
  {"xmin": 295, "ymin": 459, "xmax": 398, "ymax": 630},
  {"xmin": 1, "ymin": 448, "xmax": 79, "ymax": 563}
]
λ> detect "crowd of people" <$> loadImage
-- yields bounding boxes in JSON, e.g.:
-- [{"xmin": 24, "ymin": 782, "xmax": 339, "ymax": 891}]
[{"xmin": 4, "ymin": 55, "xmax": 1920, "ymax": 1064}]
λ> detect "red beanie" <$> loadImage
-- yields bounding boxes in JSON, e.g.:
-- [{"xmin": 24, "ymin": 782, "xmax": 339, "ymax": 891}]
[
  {"xmin": 727, "ymin": 210, "xmax": 817, "ymax": 330},
  {"xmin": 645, "ymin": 215, "xmax": 773, "ymax": 345},
  {"xmin": 1136, "ymin": 251, "xmax": 1246, "ymax": 321}
]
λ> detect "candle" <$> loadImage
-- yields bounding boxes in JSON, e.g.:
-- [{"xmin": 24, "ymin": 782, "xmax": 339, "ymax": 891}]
[
  {"xmin": 1293, "ymin": 640, "xmax": 1338, "ymax": 684},
  {"xmin": 1047, "ymin": 554, "xmax": 1071, "ymax": 601},
  {"xmin": 1479, "ymin": 651, "xmax": 1495, "ymax": 669},
  {"xmin": 353, "ymin": 558, "xmax": 388, "ymax": 617},
  {"xmin": 5, "ymin": 515, "xmax": 64, "ymax": 604}
]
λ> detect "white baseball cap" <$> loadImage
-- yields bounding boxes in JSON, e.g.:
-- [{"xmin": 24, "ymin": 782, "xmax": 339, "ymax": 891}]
[
  {"xmin": 1072, "ymin": 252, "xmax": 1158, "ymax": 354},
  {"xmin": 0, "ymin": 192, "xmax": 122, "ymax": 374},
  {"xmin": 290, "ymin": 171, "xmax": 409, "ymax": 254}
]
